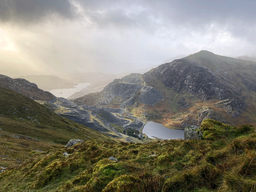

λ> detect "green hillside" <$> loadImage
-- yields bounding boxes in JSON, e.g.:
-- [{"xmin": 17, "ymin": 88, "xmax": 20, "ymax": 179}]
[
  {"xmin": 1, "ymin": 119, "xmax": 255, "ymax": 192},
  {"xmin": 0, "ymin": 87, "xmax": 110, "ymax": 168}
]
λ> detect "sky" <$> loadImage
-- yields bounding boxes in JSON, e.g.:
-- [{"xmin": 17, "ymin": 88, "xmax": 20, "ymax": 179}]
[{"xmin": 0, "ymin": 0, "xmax": 256, "ymax": 78}]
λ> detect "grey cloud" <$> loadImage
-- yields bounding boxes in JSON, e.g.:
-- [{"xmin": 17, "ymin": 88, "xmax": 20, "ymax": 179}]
[
  {"xmin": 1, "ymin": 0, "xmax": 256, "ymax": 31},
  {"xmin": 75, "ymin": 0, "xmax": 256, "ymax": 42},
  {"xmin": 0, "ymin": 0, "xmax": 74, "ymax": 23},
  {"xmin": 73, "ymin": 0, "xmax": 256, "ymax": 25}
]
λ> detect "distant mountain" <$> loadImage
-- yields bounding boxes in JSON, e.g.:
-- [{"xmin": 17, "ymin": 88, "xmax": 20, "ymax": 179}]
[
  {"xmin": 21, "ymin": 75, "xmax": 75, "ymax": 91},
  {"xmin": 237, "ymin": 56, "xmax": 256, "ymax": 62},
  {"xmin": 0, "ymin": 74, "xmax": 56, "ymax": 101},
  {"xmin": 68, "ymin": 72, "xmax": 124, "ymax": 99},
  {"xmin": 75, "ymin": 50, "xmax": 256, "ymax": 128}
]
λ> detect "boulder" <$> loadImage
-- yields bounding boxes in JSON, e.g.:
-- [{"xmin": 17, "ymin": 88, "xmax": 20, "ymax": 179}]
[
  {"xmin": 108, "ymin": 156, "xmax": 118, "ymax": 162},
  {"xmin": 65, "ymin": 139, "xmax": 84, "ymax": 147},
  {"xmin": 0, "ymin": 166, "xmax": 7, "ymax": 173},
  {"xmin": 63, "ymin": 152, "xmax": 70, "ymax": 157}
]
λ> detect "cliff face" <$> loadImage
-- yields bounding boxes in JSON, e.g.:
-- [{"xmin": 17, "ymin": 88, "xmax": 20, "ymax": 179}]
[{"xmin": 75, "ymin": 51, "xmax": 256, "ymax": 128}]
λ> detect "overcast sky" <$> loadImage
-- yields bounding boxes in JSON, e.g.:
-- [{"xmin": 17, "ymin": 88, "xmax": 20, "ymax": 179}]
[{"xmin": 0, "ymin": 0, "xmax": 256, "ymax": 77}]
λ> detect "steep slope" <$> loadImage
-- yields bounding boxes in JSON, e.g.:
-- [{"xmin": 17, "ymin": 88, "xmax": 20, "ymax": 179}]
[
  {"xmin": 75, "ymin": 73, "xmax": 163, "ymax": 107},
  {"xmin": 0, "ymin": 74, "xmax": 56, "ymax": 101},
  {"xmin": 75, "ymin": 51, "xmax": 256, "ymax": 128},
  {"xmin": 1, "ymin": 120, "xmax": 255, "ymax": 192},
  {"xmin": 0, "ymin": 87, "xmax": 110, "ymax": 168}
]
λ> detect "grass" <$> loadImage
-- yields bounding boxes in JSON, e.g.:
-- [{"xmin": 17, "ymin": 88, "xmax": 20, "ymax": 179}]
[
  {"xmin": 0, "ymin": 119, "xmax": 256, "ymax": 191},
  {"xmin": 0, "ymin": 87, "xmax": 110, "ymax": 168}
]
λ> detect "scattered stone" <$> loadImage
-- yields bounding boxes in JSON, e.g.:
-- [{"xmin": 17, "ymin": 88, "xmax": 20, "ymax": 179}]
[
  {"xmin": 65, "ymin": 139, "xmax": 84, "ymax": 148},
  {"xmin": 33, "ymin": 149, "xmax": 45, "ymax": 154},
  {"xmin": 0, "ymin": 166, "xmax": 7, "ymax": 173},
  {"xmin": 108, "ymin": 156, "xmax": 118, "ymax": 162},
  {"xmin": 63, "ymin": 152, "xmax": 70, "ymax": 157},
  {"xmin": 149, "ymin": 154, "xmax": 157, "ymax": 157}
]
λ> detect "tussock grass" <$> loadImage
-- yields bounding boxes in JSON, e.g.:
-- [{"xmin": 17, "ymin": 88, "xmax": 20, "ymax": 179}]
[{"xmin": 1, "ymin": 119, "xmax": 256, "ymax": 191}]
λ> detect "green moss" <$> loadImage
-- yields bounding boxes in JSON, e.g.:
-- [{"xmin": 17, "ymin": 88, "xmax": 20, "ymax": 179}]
[
  {"xmin": 1, "ymin": 120, "xmax": 256, "ymax": 192},
  {"xmin": 102, "ymin": 175, "xmax": 142, "ymax": 192},
  {"xmin": 162, "ymin": 163, "xmax": 221, "ymax": 192}
]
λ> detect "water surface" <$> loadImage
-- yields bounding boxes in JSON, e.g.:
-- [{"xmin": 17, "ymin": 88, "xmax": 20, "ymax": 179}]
[
  {"xmin": 143, "ymin": 121, "xmax": 184, "ymax": 140},
  {"xmin": 50, "ymin": 82, "xmax": 90, "ymax": 98}
]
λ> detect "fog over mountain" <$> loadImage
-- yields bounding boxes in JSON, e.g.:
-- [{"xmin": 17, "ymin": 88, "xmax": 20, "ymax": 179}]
[{"xmin": 0, "ymin": 0, "xmax": 256, "ymax": 78}]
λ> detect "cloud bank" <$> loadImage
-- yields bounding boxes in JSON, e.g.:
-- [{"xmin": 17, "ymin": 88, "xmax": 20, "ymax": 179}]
[{"xmin": 0, "ymin": 0, "xmax": 255, "ymax": 77}]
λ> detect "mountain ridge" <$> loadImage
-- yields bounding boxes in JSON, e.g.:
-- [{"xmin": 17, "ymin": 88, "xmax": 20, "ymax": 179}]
[
  {"xmin": 75, "ymin": 50, "xmax": 256, "ymax": 129},
  {"xmin": 0, "ymin": 74, "xmax": 56, "ymax": 101}
]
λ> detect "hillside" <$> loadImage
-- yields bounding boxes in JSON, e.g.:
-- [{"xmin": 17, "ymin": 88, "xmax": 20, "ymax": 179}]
[
  {"xmin": 0, "ymin": 73, "xmax": 143, "ymax": 141},
  {"xmin": 75, "ymin": 51, "xmax": 256, "ymax": 129},
  {"xmin": 0, "ymin": 87, "xmax": 110, "ymax": 169},
  {"xmin": 0, "ymin": 74, "xmax": 56, "ymax": 101},
  {"xmin": 0, "ymin": 119, "xmax": 255, "ymax": 191}
]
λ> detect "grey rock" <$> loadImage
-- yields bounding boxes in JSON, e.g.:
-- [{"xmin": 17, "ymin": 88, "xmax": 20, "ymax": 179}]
[
  {"xmin": 138, "ymin": 86, "xmax": 163, "ymax": 105},
  {"xmin": 63, "ymin": 152, "xmax": 70, "ymax": 157},
  {"xmin": 100, "ymin": 81, "xmax": 142, "ymax": 105},
  {"xmin": 108, "ymin": 156, "xmax": 118, "ymax": 162},
  {"xmin": 0, "ymin": 166, "xmax": 7, "ymax": 173},
  {"xmin": 184, "ymin": 125, "xmax": 201, "ymax": 140},
  {"xmin": 123, "ymin": 120, "xmax": 144, "ymax": 131},
  {"xmin": 149, "ymin": 154, "xmax": 157, "ymax": 157},
  {"xmin": 65, "ymin": 139, "xmax": 84, "ymax": 147}
]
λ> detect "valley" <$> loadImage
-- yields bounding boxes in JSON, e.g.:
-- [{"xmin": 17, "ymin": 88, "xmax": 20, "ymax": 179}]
[
  {"xmin": 1, "ymin": 51, "xmax": 256, "ymax": 191},
  {"xmin": 1, "ymin": 1, "xmax": 256, "ymax": 191}
]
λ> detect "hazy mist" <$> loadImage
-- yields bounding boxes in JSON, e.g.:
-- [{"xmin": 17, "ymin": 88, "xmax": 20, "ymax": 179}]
[{"xmin": 0, "ymin": 0, "xmax": 256, "ymax": 78}]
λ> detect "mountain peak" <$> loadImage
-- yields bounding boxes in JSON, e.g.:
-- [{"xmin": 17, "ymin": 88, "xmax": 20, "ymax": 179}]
[{"xmin": 191, "ymin": 50, "xmax": 216, "ymax": 57}]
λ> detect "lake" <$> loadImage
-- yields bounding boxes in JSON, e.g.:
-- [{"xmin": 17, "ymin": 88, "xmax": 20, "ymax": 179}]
[
  {"xmin": 143, "ymin": 121, "xmax": 184, "ymax": 140},
  {"xmin": 50, "ymin": 82, "xmax": 90, "ymax": 98}
]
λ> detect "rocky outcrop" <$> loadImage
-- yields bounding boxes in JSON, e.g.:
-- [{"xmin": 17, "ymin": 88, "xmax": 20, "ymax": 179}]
[
  {"xmin": 184, "ymin": 125, "xmax": 201, "ymax": 140},
  {"xmin": 65, "ymin": 139, "xmax": 84, "ymax": 147},
  {"xmin": 99, "ymin": 81, "xmax": 142, "ymax": 105},
  {"xmin": 144, "ymin": 59, "xmax": 244, "ymax": 113}
]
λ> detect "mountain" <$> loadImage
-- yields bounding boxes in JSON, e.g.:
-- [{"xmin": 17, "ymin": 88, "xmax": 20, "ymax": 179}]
[
  {"xmin": 237, "ymin": 56, "xmax": 256, "ymax": 62},
  {"xmin": 75, "ymin": 51, "xmax": 256, "ymax": 128},
  {"xmin": 68, "ymin": 72, "xmax": 124, "ymax": 99},
  {"xmin": 0, "ymin": 74, "xmax": 56, "ymax": 101},
  {"xmin": 0, "ymin": 86, "xmax": 109, "ymax": 169}
]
